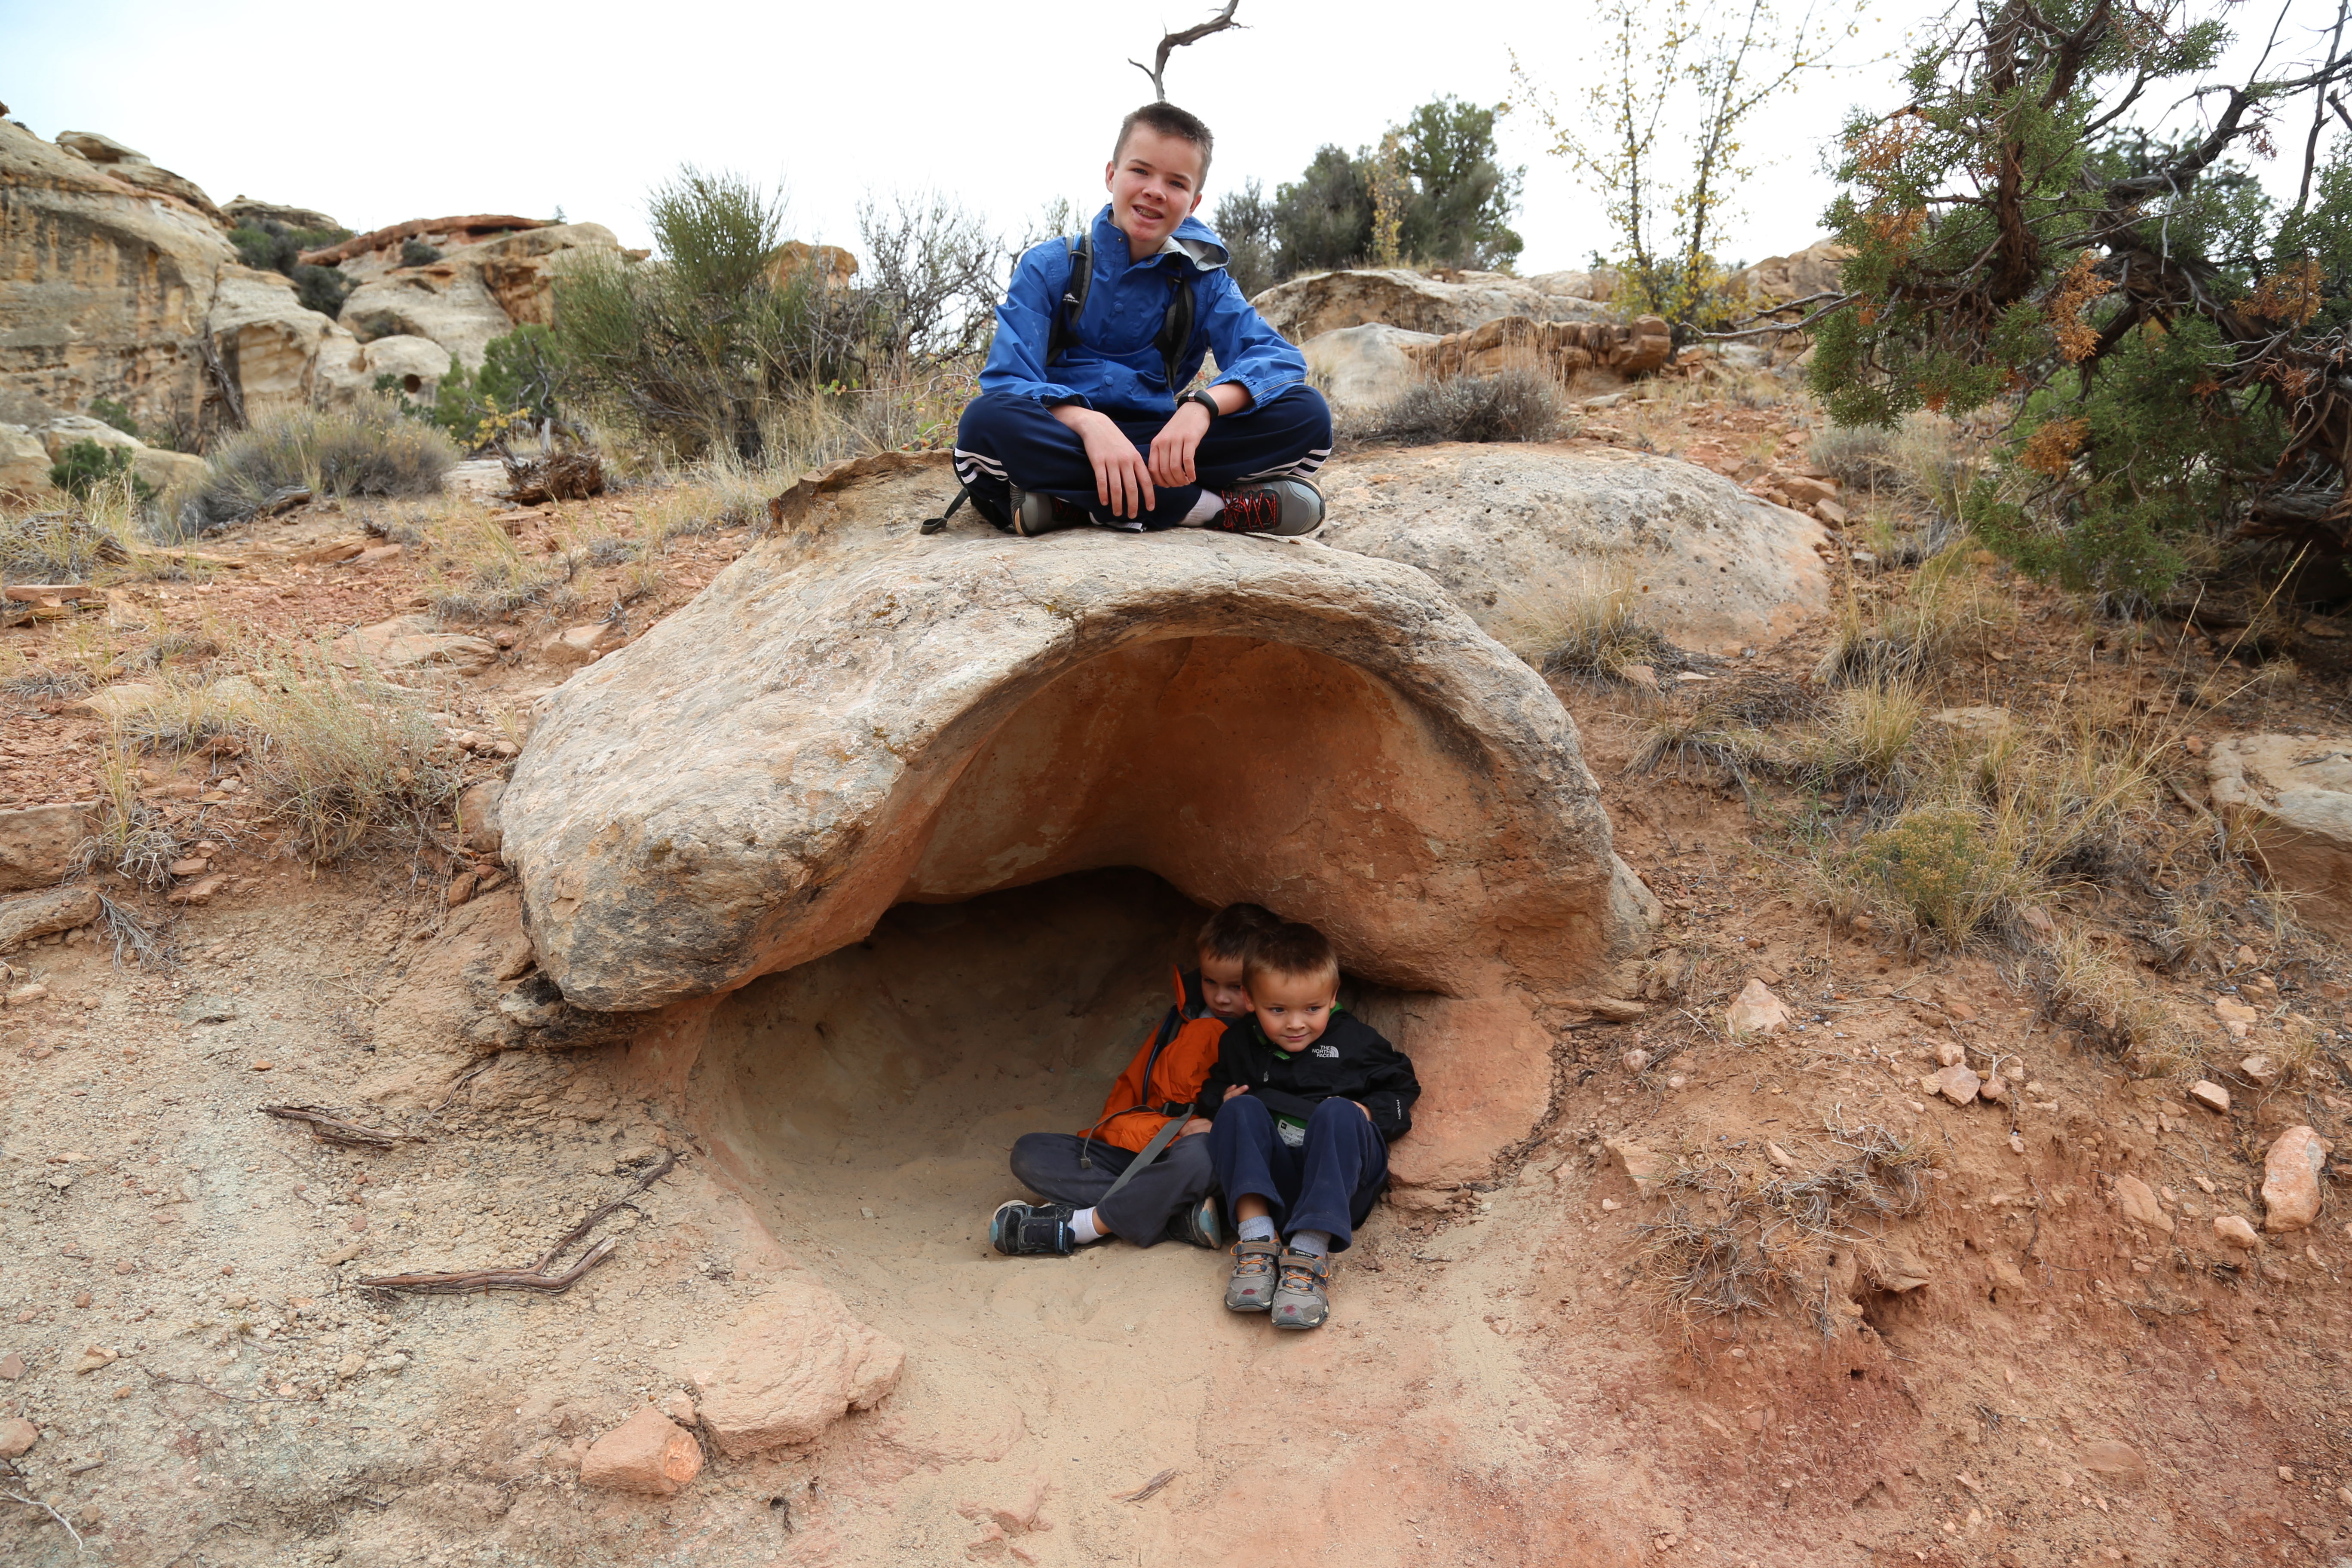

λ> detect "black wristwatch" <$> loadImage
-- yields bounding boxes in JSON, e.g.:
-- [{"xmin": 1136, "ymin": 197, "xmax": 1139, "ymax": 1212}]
[{"xmin": 1186, "ymin": 389, "xmax": 1221, "ymax": 422}]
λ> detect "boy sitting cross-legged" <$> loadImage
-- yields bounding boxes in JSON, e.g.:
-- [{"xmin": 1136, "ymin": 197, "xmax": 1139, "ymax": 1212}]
[
  {"xmin": 1194, "ymin": 922, "xmax": 1420, "ymax": 1330},
  {"xmin": 990, "ymin": 902, "xmax": 1283, "ymax": 1256},
  {"xmin": 952, "ymin": 101, "xmax": 1333, "ymax": 539}
]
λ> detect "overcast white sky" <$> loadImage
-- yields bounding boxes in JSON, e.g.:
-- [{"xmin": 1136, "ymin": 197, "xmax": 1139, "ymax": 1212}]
[{"xmin": 7, "ymin": 0, "xmax": 2346, "ymax": 275}]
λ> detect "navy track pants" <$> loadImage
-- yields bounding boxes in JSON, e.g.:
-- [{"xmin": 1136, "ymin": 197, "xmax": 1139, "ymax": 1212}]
[
  {"xmin": 1206, "ymin": 1093, "xmax": 1387, "ymax": 1254},
  {"xmin": 1009, "ymin": 1130, "xmax": 1214, "ymax": 1248},
  {"xmin": 952, "ymin": 385, "xmax": 1333, "ymax": 532}
]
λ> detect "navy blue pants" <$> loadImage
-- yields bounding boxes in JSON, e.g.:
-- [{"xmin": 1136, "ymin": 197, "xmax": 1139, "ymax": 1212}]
[
  {"xmin": 1206, "ymin": 1094, "xmax": 1387, "ymax": 1253},
  {"xmin": 952, "ymin": 386, "xmax": 1334, "ymax": 531},
  {"xmin": 1010, "ymin": 1130, "xmax": 1214, "ymax": 1249}
]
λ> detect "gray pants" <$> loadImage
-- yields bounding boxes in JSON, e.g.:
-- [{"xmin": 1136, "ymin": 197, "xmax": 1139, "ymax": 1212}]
[{"xmin": 1009, "ymin": 1131, "xmax": 1216, "ymax": 1248}]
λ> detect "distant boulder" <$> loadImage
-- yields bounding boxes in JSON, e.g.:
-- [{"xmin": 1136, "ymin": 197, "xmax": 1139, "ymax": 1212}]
[{"xmin": 1251, "ymin": 267, "xmax": 1612, "ymax": 344}]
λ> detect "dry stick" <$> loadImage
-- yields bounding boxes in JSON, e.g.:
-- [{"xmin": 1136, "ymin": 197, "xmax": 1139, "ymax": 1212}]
[
  {"xmin": 358, "ymin": 1236, "xmax": 619, "ymax": 1297},
  {"xmin": 533, "ymin": 1151, "xmax": 682, "ymax": 1273},
  {"xmin": 2, "ymin": 1488, "xmax": 85, "ymax": 1552},
  {"xmin": 258, "ymin": 1104, "xmax": 420, "ymax": 1151},
  {"xmin": 1118, "ymin": 1468, "xmax": 1179, "ymax": 1504}
]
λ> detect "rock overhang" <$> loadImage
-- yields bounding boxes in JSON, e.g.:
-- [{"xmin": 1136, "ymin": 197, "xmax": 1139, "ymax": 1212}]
[{"xmin": 503, "ymin": 459, "xmax": 1657, "ymax": 1016}]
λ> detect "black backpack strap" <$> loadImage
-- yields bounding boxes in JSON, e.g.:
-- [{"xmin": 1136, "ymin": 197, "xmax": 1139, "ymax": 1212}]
[
  {"xmin": 1157, "ymin": 270, "xmax": 1198, "ymax": 392},
  {"xmin": 1045, "ymin": 233, "xmax": 1093, "ymax": 368}
]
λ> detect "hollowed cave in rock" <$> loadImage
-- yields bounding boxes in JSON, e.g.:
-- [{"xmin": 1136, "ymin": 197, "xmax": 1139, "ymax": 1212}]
[{"xmin": 687, "ymin": 870, "xmax": 1207, "ymax": 1237}]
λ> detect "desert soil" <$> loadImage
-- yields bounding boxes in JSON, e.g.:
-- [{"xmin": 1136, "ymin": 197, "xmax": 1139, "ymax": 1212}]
[{"xmin": 7, "ymin": 379, "xmax": 2352, "ymax": 1567}]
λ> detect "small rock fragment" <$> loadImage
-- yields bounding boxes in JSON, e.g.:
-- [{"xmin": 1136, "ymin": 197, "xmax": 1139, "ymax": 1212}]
[
  {"xmin": 579, "ymin": 1406, "xmax": 703, "ymax": 1497},
  {"xmin": 1934, "ymin": 1041, "xmax": 1966, "ymax": 1068},
  {"xmin": 2189, "ymin": 1081, "xmax": 2232, "ymax": 1114},
  {"xmin": 2262, "ymin": 1126, "xmax": 2332, "ymax": 1232},
  {"xmin": 0, "ymin": 1418, "xmax": 37, "ymax": 1457},
  {"xmin": 2240, "ymin": 1053, "xmax": 2281, "ymax": 1088},
  {"xmin": 1934, "ymin": 1065, "xmax": 1982, "ymax": 1106},
  {"xmin": 2215, "ymin": 1215, "xmax": 2263, "ymax": 1250},
  {"xmin": 1605, "ymin": 1137, "xmax": 1669, "ymax": 1197},
  {"xmin": 2110, "ymin": 1175, "xmax": 2173, "ymax": 1235},
  {"xmin": 1620, "ymin": 1047, "xmax": 1650, "ymax": 1074},
  {"xmin": 1979, "ymin": 1073, "xmax": 2009, "ymax": 1104},
  {"xmin": 1726, "ymin": 978, "xmax": 1792, "ymax": 1035},
  {"xmin": 663, "ymin": 1393, "xmax": 696, "ymax": 1427},
  {"xmin": 0, "ymin": 1353, "xmax": 23, "ymax": 1379},
  {"xmin": 2078, "ymin": 1440, "xmax": 2147, "ymax": 1488},
  {"xmin": 1766, "ymin": 1142, "xmax": 1796, "ymax": 1170}
]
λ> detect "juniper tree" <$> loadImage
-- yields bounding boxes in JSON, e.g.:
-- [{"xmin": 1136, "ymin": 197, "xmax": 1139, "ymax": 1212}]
[{"xmin": 1804, "ymin": 0, "xmax": 2352, "ymax": 606}]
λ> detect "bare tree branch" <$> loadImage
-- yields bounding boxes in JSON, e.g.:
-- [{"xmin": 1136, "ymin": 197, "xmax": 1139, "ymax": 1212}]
[{"xmin": 1128, "ymin": 0, "xmax": 1244, "ymax": 101}]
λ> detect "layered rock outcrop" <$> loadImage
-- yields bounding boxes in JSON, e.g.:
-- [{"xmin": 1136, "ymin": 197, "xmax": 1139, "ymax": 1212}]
[
  {"xmin": 1252, "ymin": 267, "xmax": 1612, "ymax": 343},
  {"xmin": 1401, "ymin": 313, "xmax": 1673, "ymax": 382},
  {"xmin": 503, "ymin": 453, "xmax": 1653, "ymax": 1015},
  {"xmin": 0, "ymin": 121, "xmax": 236, "ymax": 430},
  {"xmin": 338, "ymin": 223, "xmax": 623, "ymax": 368}
]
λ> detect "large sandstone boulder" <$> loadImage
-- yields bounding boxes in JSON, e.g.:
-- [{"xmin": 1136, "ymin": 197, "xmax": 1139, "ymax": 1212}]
[
  {"xmin": 0, "ymin": 121, "xmax": 237, "ymax": 430},
  {"xmin": 503, "ymin": 452, "xmax": 1653, "ymax": 1015},
  {"xmin": 1316, "ymin": 444, "xmax": 1833, "ymax": 656},
  {"xmin": 1730, "ymin": 240, "xmax": 1853, "ymax": 309},
  {"xmin": 2207, "ymin": 735, "xmax": 2352, "ymax": 940},
  {"xmin": 0, "ymin": 425, "xmax": 49, "ymax": 496},
  {"xmin": 1304, "ymin": 323, "xmax": 1440, "ymax": 408},
  {"xmin": 1252, "ymin": 267, "xmax": 1613, "ymax": 344},
  {"xmin": 203, "ymin": 265, "xmax": 363, "ymax": 418}
]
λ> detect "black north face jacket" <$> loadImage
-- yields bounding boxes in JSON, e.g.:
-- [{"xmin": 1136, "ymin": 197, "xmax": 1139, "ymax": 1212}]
[{"xmin": 1194, "ymin": 1011, "xmax": 1420, "ymax": 1143}]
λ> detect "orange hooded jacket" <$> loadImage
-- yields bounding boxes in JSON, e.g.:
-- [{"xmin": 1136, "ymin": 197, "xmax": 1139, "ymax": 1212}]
[{"xmin": 1078, "ymin": 966, "xmax": 1227, "ymax": 1154}]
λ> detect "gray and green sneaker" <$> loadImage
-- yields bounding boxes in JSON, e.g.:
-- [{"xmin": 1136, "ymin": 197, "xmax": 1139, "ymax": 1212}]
[
  {"xmin": 1269, "ymin": 1249, "xmax": 1332, "ymax": 1330},
  {"xmin": 1164, "ymin": 1194, "xmax": 1224, "ymax": 1250},
  {"xmin": 990, "ymin": 1200, "xmax": 1076, "ymax": 1256},
  {"xmin": 1224, "ymin": 1237, "xmax": 1282, "ymax": 1311}
]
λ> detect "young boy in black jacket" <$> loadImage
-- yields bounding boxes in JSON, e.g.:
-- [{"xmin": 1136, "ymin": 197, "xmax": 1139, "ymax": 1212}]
[{"xmin": 1194, "ymin": 921, "xmax": 1418, "ymax": 1330}]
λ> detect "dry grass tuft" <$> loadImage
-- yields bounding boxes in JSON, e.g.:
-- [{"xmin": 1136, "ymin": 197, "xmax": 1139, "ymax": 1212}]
[
  {"xmin": 173, "ymin": 400, "xmax": 457, "ymax": 534},
  {"xmin": 2039, "ymin": 929, "xmax": 2189, "ymax": 1072},
  {"xmin": 1518, "ymin": 568, "xmax": 1696, "ymax": 687},
  {"xmin": 1345, "ymin": 367, "xmax": 1567, "ymax": 446},
  {"xmin": 1640, "ymin": 1120, "xmax": 1935, "ymax": 1332},
  {"xmin": 1809, "ymin": 680, "xmax": 1923, "ymax": 785},
  {"xmin": 239, "ymin": 650, "xmax": 459, "ymax": 863},
  {"xmin": 428, "ymin": 513, "xmax": 577, "ymax": 626}
]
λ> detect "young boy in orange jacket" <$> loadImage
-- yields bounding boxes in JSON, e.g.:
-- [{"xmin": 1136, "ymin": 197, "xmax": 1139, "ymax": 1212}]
[{"xmin": 991, "ymin": 902, "xmax": 1280, "ymax": 1255}]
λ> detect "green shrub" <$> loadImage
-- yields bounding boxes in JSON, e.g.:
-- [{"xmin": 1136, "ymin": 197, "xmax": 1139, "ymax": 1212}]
[
  {"xmin": 49, "ymin": 439, "xmax": 156, "ymax": 504},
  {"xmin": 230, "ymin": 217, "xmax": 355, "ymax": 318},
  {"xmin": 1260, "ymin": 98, "xmax": 1525, "ymax": 277},
  {"xmin": 554, "ymin": 165, "xmax": 875, "ymax": 461},
  {"xmin": 178, "ymin": 401, "xmax": 456, "ymax": 532},
  {"xmin": 399, "ymin": 238, "xmax": 443, "ymax": 267},
  {"xmin": 1348, "ymin": 368, "xmax": 1563, "ymax": 444},
  {"xmin": 89, "ymin": 396, "xmax": 140, "ymax": 439},
  {"xmin": 1807, "ymin": 1, "xmax": 2352, "ymax": 607},
  {"xmin": 1848, "ymin": 805, "xmax": 2030, "ymax": 948}
]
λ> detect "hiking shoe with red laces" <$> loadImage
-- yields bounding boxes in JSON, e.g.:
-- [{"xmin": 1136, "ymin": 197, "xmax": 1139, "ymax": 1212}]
[
  {"xmin": 1207, "ymin": 478, "xmax": 1325, "ymax": 537},
  {"xmin": 1270, "ymin": 1249, "xmax": 1332, "ymax": 1330},
  {"xmin": 1225, "ymin": 1237, "xmax": 1282, "ymax": 1311},
  {"xmin": 1011, "ymin": 487, "xmax": 1094, "ymax": 538}
]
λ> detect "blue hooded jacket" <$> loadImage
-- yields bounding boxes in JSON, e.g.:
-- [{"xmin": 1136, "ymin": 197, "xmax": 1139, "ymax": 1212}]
[{"xmin": 979, "ymin": 203, "xmax": 1306, "ymax": 416}]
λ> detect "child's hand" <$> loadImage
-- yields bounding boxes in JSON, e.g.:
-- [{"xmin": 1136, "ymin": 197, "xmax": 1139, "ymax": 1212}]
[
  {"xmin": 1222, "ymin": 1085, "xmax": 1246, "ymax": 1102},
  {"xmin": 1059, "ymin": 406, "xmax": 1155, "ymax": 518},
  {"xmin": 1148, "ymin": 401, "xmax": 1211, "ymax": 487},
  {"xmin": 1354, "ymin": 1100, "xmax": 1372, "ymax": 1121},
  {"xmin": 1178, "ymin": 1117, "xmax": 1213, "ymax": 1138}
]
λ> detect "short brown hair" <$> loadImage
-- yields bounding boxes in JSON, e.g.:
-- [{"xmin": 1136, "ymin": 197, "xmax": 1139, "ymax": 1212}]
[
  {"xmin": 1243, "ymin": 921, "xmax": 1339, "ymax": 993},
  {"xmin": 1197, "ymin": 902, "xmax": 1280, "ymax": 964},
  {"xmin": 1113, "ymin": 102, "xmax": 1214, "ymax": 187}
]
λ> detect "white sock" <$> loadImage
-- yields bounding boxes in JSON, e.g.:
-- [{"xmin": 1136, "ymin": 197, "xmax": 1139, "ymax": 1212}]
[
  {"xmin": 1238, "ymin": 1215, "xmax": 1277, "ymax": 1244},
  {"xmin": 1177, "ymin": 491, "xmax": 1226, "ymax": 527},
  {"xmin": 1288, "ymin": 1229, "xmax": 1332, "ymax": 1258},
  {"xmin": 1070, "ymin": 1207, "xmax": 1105, "ymax": 1245}
]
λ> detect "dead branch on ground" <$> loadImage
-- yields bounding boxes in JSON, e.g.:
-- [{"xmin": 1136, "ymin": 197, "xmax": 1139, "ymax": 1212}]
[
  {"xmin": 258, "ymin": 1104, "xmax": 422, "ymax": 1150},
  {"xmin": 355, "ymin": 1151, "xmax": 682, "ymax": 1296}
]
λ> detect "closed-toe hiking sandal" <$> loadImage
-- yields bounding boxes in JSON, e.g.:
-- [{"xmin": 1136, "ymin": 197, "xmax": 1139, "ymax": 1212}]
[
  {"xmin": 1269, "ymin": 1249, "xmax": 1332, "ymax": 1330},
  {"xmin": 1207, "ymin": 478, "xmax": 1325, "ymax": 538},
  {"xmin": 1011, "ymin": 487, "xmax": 1093, "ymax": 538},
  {"xmin": 990, "ymin": 1200, "xmax": 1076, "ymax": 1256},
  {"xmin": 1164, "ymin": 1194, "xmax": 1224, "ymax": 1250},
  {"xmin": 1224, "ymin": 1237, "xmax": 1283, "ymax": 1311}
]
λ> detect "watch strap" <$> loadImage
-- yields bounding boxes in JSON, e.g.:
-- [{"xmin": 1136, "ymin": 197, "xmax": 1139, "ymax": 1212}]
[{"xmin": 1187, "ymin": 389, "xmax": 1220, "ymax": 421}]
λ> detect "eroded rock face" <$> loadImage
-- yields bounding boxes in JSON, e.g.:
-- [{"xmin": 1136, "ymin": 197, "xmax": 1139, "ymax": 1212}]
[
  {"xmin": 205, "ymin": 265, "xmax": 361, "ymax": 419},
  {"xmin": 1303, "ymin": 323, "xmax": 1440, "ymax": 408},
  {"xmin": 673, "ymin": 1281, "xmax": 905, "ymax": 1455},
  {"xmin": 2207, "ymin": 735, "xmax": 2352, "ymax": 939},
  {"xmin": 1316, "ymin": 444, "xmax": 1831, "ymax": 656},
  {"xmin": 339, "ymin": 223, "xmax": 621, "ymax": 369},
  {"xmin": 0, "ymin": 121, "xmax": 237, "ymax": 430},
  {"xmin": 504, "ymin": 454, "xmax": 1652, "ymax": 1014},
  {"xmin": 1253, "ymin": 267, "xmax": 1613, "ymax": 344},
  {"xmin": 1403, "ymin": 314, "xmax": 1673, "ymax": 382},
  {"xmin": 1731, "ymin": 239, "xmax": 1853, "ymax": 307}
]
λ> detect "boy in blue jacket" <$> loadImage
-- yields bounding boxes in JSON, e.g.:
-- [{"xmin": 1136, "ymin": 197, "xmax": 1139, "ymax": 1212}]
[{"xmin": 954, "ymin": 102, "xmax": 1333, "ymax": 539}]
